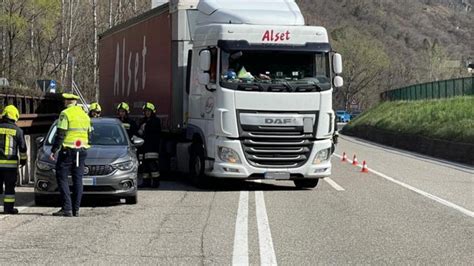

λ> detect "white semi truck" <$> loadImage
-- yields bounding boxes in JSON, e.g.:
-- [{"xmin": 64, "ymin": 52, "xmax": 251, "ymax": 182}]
[{"xmin": 99, "ymin": 0, "xmax": 343, "ymax": 188}]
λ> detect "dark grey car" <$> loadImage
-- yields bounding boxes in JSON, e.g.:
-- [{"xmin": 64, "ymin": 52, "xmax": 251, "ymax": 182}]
[{"xmin": 34, "ymin": 118, "xmax": 143, "ymax": 205}]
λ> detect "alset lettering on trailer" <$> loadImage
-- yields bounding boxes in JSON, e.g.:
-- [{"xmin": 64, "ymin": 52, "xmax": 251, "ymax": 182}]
[
  {"xmin": 261, "ymin": 30, "xmax": 291, "ymax": 42},
  {"xmin": 114, "ymin": 36, "xmax": 147, "ymax": 97}
]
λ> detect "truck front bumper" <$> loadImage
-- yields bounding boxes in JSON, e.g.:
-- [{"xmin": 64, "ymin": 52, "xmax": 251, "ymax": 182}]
[{"xmin": 207, "ymin": 138, "xmax": 332, "ymax": 179}]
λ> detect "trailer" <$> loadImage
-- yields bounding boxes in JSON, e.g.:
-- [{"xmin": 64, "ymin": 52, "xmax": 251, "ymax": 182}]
[{"xmin": 99, "ymin": 0, "xmax": 343, "ymax": 188}]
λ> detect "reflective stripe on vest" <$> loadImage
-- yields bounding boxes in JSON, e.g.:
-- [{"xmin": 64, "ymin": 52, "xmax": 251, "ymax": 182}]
[
  {"xmin": 144, "ymin": 152, "xmax": 159, "ymax": 159},
  {"xmin": 0, "ymin": 159, "xmax": 17, "ymax": 168},
  {"xmin": 3, "ymin": 195, "xmax": 15, "ymax": 203},
  {"xmin": 4, "ymin": 135, "xmax": 10, "ymax": 155},
  {"xmin": 59, "ymin": 106, "xmax": 91, "ymax": 149},
  {"xmin": 1, "ymin": 128, "xmax": 16, "ymax": 156}
]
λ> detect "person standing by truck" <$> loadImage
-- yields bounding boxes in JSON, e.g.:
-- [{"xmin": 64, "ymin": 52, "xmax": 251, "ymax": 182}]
[
  {"xmin": 137, "ymin": 102, "xmax": 161, "ymax": 188},
  {"xmin": 50, "ymin": 93, "xmax": 91, "ymax": 217},
  {"xmin": 117, "ymin": 102, "xmax": 137, "ymax": 140},
  {"xmin": 0, "ymin": 105, "xmax": 27, "ymax": 215}
]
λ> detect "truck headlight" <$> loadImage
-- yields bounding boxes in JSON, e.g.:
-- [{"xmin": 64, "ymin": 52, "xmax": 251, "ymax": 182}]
[
  {"xmin": 113, "ymin": 161, "xmax": 134, "ymax": 171},
  {"xmin": 218, "ymin": 146, "xmax": 241, "ymax": 164},
  {"xmin": 36, "ymin": 160, "xmax": 54, "ymax": 171},
  {"xmin": 313, "ymin": 148, "xmax": 330, "ymax": 164}
]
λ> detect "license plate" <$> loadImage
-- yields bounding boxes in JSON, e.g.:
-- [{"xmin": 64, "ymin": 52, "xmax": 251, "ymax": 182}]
[
  {"xmin": 83, "ymin": 177, "xmax": 96, "ymax": 186},
  {"xmin": 264, "ymin": 172, "xmax": 290, "ymax": 180}
]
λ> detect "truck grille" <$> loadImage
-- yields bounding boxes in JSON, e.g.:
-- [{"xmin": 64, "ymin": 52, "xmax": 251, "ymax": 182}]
[
  {"xmin": 240, "ymin": 125, "xmax": 314, "ymax": 168},
  {"xmin": 85, "ymin": 165, "xmax": 115, "ymax": 176}
]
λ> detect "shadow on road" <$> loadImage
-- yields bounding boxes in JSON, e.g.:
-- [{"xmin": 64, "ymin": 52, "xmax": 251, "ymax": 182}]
[
  {"xmin": 12, "ymin": 190, "xmax": 123, "ymax": 208},
  {"xmin": 8, "ymin": 176, "xmax": 309, "ymax": 210},
  {"xmin": 154, "ymin": 176, "xmax": 304, "ymax": 192}
]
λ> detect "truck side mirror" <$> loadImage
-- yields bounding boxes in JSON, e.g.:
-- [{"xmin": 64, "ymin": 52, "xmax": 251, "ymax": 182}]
[
  {"xmin": 198, "ymin": 73, "xmax": 210, "ymax": 85},
  {"xmin": 332, "ymin": 53, "xmax": 343, "ymax": 75},
  {"xmin": 199, "ymin": 50, "xmax": 211, "ymax": 72},
  {"xmin": 333, "ymin": 76, "xmax": 344, "ymax": 88}
]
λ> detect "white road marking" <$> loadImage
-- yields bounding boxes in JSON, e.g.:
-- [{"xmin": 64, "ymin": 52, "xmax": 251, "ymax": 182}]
[
  {"xmin": 334, "ymin": 153, "xmax": 474, "ymax": 218},
  {"xmin": 232, "ymin": 191, "xmax": 249, "ymax": 266},
  {"xmin": 324, "ymin": 178, "xmax": 345, "ymax": 191},
  {"xmin": 255, "ymin": 191, "xmax": 277, "ymax": 265}
]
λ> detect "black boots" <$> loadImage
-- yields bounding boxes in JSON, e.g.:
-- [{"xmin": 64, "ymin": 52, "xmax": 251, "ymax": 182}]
[
  {"xmin": 52, "ymin": 209, "xmax": 73, "ymax": 217},
  {"xmin": 3, "ymin": 203, "xmax": 19, "ymax": 214},
  {"xmin": 138, "ymin": 178, "xmax": 160, "ymax": 188},
  {"xmin": 151, "ymin": 179, "xmax": 160, "ymax": 188},
  {"xmin": 138, "ymin": 178, "xmax": 151, "ymax": 188}
]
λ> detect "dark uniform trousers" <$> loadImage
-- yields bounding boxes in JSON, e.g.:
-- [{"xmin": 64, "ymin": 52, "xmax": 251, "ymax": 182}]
[
  {"xmin": 56, "ymin": 148, "xmax": 87, "ymax": 213},
  {"xmin": 0, "ymin": 168, "xmax": 17, "ymax": 212}
]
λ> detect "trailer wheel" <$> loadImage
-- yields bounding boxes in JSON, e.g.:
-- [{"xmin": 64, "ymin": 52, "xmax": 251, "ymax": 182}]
[
  {"xmin": 294, "ymin": 179, "xmax": 319, "ymax": 189},
  {"xmin": 189, "ymin": 143, "xmax": 206, "ymax": 188}
]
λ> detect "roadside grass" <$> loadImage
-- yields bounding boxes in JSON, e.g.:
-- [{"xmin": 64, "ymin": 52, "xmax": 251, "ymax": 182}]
[{"xmin": 344, "ymin": 96, "xmax": 474, "ymax": 144}]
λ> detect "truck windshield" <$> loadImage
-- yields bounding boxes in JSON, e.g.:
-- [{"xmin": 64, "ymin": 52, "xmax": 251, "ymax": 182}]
[{"xmin": 220, "ymin": 50, "xmax": 330, "ymax": 92}]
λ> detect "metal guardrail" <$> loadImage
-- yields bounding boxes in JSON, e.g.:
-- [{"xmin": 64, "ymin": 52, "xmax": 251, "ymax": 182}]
[{"xmin": 381, "ymin": 77, "xmax": 474, "ymax": 101}]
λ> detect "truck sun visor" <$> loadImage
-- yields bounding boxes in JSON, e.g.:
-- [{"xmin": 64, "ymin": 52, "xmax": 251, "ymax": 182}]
[{"xmin": 217, "ymin": 40, "xmax": 331, "ymax": 53}]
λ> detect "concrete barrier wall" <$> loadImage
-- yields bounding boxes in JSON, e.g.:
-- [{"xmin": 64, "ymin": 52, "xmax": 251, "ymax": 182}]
[{"xmin": 342, "ymin": 125, "xmax": 474, "ymax": 165}]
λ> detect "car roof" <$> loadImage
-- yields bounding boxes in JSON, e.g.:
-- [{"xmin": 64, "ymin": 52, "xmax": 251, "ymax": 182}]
[
  {"xmin": 52, "ymin": 117, "xmax": 121, "ymax": 124},
  {"xmin": 91, "ymin": 117, "xmax": 122, "ymax": 124}
]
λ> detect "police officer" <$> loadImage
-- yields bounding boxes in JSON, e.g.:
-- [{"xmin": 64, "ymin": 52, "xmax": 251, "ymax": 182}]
[
  {"xmin": 50, "ymin": 93, "xmax": 91, "ymax": 217},
  {"xmin": 137, "ymin": 102, "xmax": 161, "ymax": 188},
  {"xmin": 0, "ymin": 105, "xmax": 27, "ymax": 215},
  {"xmin": 117, "ymin": 102, "xmax": 138, "ymax": 140},
  {"xmin": 89, "ymin": 102, "xmax": 101, "ymax": 118}
]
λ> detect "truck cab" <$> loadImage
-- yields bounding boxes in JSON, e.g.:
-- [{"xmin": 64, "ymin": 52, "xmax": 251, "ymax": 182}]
[{"xmin": 184, "ymin": 0, "xmax": 343, "ymax": 188}]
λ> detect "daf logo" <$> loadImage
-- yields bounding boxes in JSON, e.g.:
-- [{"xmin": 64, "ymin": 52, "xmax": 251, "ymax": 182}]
[{"xmin": 264, "ymin": 118, "xmax": 294, "ymax": 124}]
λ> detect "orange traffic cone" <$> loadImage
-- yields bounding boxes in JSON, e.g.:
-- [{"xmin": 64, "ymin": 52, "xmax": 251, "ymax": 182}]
[
  {"xmin": 361, "ymin": 161, "xmax": 369, "ymax": 173},
  {"xmin": 341, "ymin": 152, "xmax": 347, "ymax": 162},
  {"xmin": 352, "ymin": 154, "xmax": 359, "ymax": 166}
]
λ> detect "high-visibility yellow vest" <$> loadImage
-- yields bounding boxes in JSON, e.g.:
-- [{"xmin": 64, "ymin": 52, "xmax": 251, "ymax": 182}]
[{"xmin": 58, "ymin": 105, "xmax": 91, "ymax": 149}]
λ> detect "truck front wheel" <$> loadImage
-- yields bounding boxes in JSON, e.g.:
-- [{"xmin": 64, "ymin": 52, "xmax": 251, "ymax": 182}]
[
  {"xmin": 294, "ymin": 179, "xmax": 319, "ymax": 189},
  {"xmin": 189, "ymin": 143, "xmax": 206, "ymax": 188}
]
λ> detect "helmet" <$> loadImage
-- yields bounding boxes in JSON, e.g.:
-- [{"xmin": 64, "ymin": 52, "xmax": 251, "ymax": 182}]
[
  {"xmin": 89, "ymin": 102, "xmax": 102, "ymax": 112},
  {"xmin": 1, "ymin": 105, "xmax": 20, "ymax": 122},
  {"xmin": 62, "ymin": 93, "xmax": 80, "ymax": 100},
  {"xmin": 117, "ymin": 102, "xmax": 130, "ymax": 113},
  {"xmin": 142, "ymin": 102, "xmax": 156, "ymax": 112}
]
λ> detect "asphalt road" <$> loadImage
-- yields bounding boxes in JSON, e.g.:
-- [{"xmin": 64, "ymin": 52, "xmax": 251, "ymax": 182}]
[{"xmin": 1, "ymin": 135, "xmax": 473, "ymax": 264}]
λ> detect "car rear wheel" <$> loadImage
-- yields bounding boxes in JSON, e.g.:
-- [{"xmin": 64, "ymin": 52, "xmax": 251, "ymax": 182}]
[
  {"xmin": 294, "ymin": 179, "xmax": 319, "ymax": 189},
  {"xmin": 125, "ymin": 196, "xmax": 137, "ymax": 204}
]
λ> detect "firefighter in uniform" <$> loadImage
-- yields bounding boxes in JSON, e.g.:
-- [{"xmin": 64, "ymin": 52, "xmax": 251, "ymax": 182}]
[
  {"xmin": 0, "ymin": 105, "xmax": 27, "ymax": 214},
  {"xmin": 117, "ymin": 102, "xmax": 137, "ymax": 140},
  {"xmin": 137, "ymin": 102, "xmax": 161, "ymax": 188},
  {"xmin": 50, "ymin": 93, "xmax": 91, "ymax": 217},
  {"xmin": 89, "ymin": 102, "xmax": 101, "ymax": 118}
]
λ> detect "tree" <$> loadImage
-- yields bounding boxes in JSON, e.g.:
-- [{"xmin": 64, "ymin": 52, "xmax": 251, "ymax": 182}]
[{"xmin": 331, "ymin": 27, "xmax": 390, "ymax": 109}]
